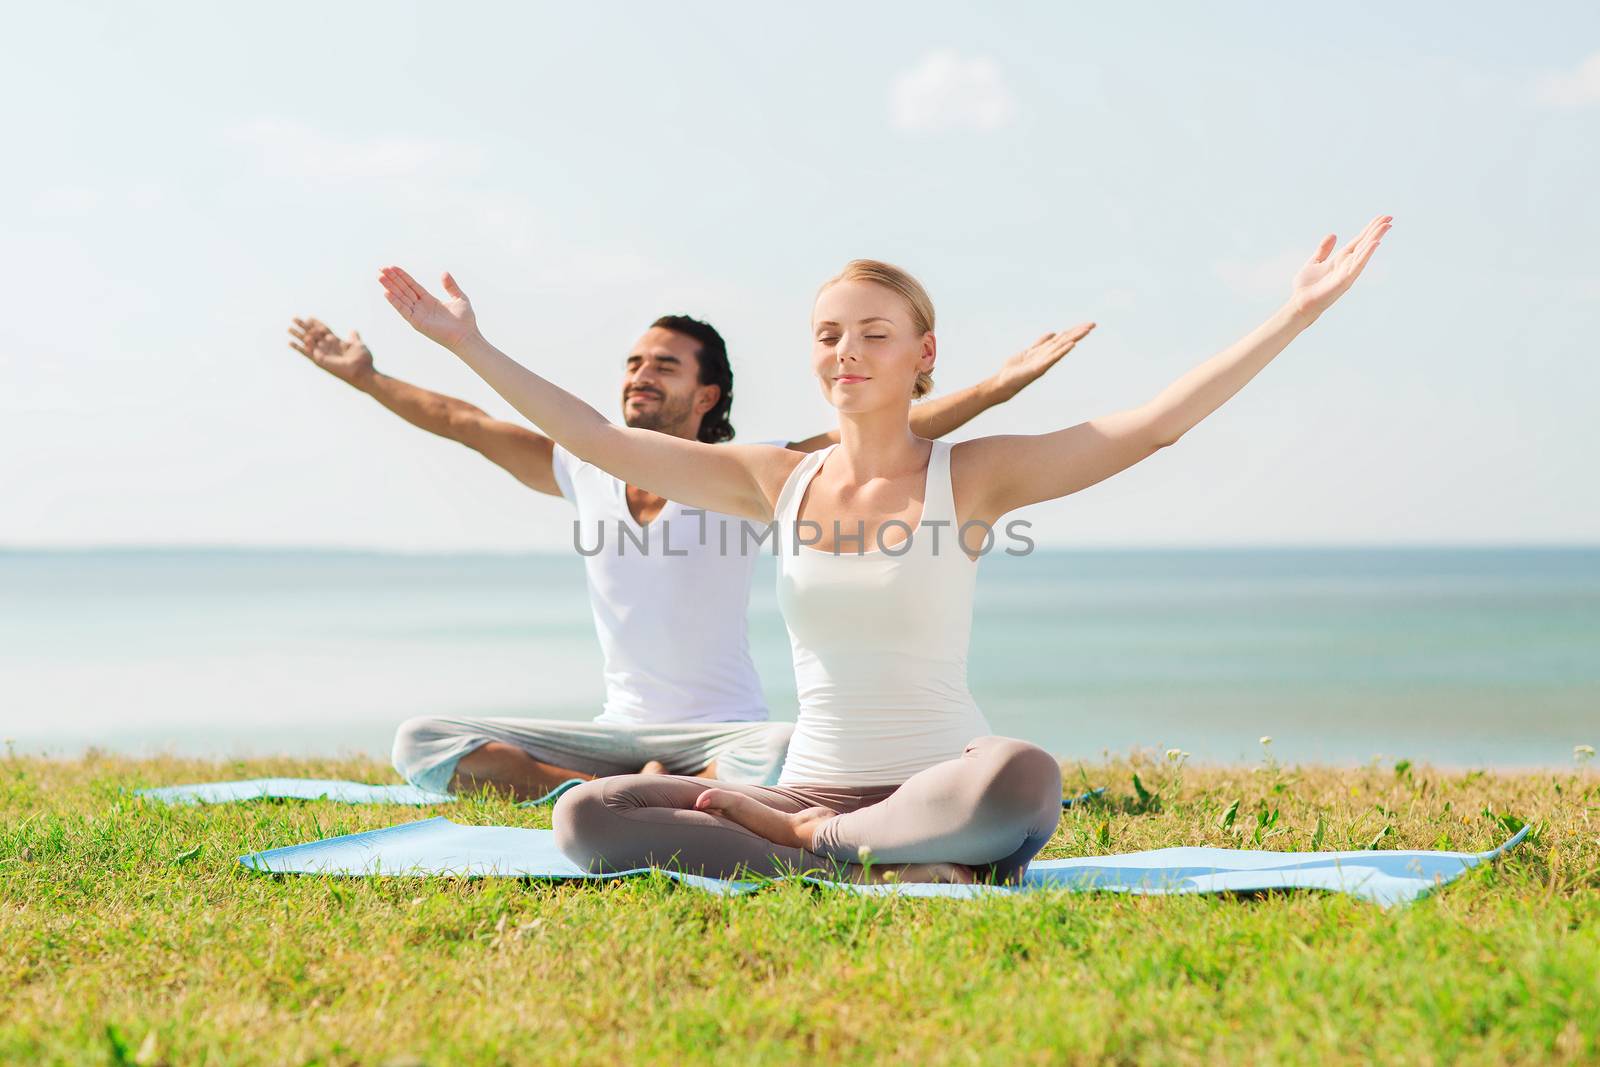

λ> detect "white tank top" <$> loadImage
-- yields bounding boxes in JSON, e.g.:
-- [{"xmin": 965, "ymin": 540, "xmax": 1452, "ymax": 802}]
[{"xmin": 774, "ymin": 439, "xmax": 991, "ymax": 786}]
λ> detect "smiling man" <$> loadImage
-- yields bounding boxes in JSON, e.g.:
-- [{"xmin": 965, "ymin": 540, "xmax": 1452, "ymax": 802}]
[{"xmin": 287, "ymin": 311, "xmax": 1091, "ymax": 800}]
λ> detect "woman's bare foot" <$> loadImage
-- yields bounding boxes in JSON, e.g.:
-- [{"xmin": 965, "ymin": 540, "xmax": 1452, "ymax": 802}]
[
  {"xmin": 693, "ymin": 758, "xmax": 720, "ymax": 780},
  {"xmin": 639, "ymin": 760, "xmax": 667, "ymax": 775},
  {"xmin": 694, "ymin": 788, "xmax": 837, "ymax": 850},
  {"xmin": 693, "ymin": 790, "xmax": 977, "ymax": 883}
]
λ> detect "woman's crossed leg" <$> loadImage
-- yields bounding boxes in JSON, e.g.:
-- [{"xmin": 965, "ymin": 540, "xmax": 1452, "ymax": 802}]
[{"xmin": 554, "ymin": 735, "xmax": 1062, "ymax": 884}]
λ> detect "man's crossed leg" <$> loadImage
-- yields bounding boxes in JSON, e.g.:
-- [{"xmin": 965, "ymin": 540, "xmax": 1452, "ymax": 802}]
[{"xmin": 392, "ymin": 715, "xmax": 795, "ymax": 802}]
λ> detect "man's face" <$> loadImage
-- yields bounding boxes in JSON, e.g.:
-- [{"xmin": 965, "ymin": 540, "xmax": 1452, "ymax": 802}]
[{"xmin": 620, "ymin": 327, "xmax": 711, "ymax": 437}]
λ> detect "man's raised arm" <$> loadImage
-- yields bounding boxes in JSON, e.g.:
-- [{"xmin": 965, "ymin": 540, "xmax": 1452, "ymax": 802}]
[
  {"xmin": 783, "ymin": 323, "xmax": 1096, "ymax": 453},
  {"xmin": 288, "ymin": 317, "xmax": 559, "ymax": 496}
]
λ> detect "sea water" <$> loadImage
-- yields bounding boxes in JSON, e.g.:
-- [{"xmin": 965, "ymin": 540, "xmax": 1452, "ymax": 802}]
[{"xmin": 1, "ymin": 548, "xmax": 1595, "ymax": 769}]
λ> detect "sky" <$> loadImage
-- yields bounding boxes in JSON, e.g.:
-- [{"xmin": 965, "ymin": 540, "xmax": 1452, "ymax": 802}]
[{"xmin": 3, "ymin": 1, "xmax": 1597, "ymax": 551}]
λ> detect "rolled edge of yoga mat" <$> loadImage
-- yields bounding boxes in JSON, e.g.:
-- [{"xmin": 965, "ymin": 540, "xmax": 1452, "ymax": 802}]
[{"xmin": 1063, "ymin": 786, "xmax": 1105, "ymax": 808}]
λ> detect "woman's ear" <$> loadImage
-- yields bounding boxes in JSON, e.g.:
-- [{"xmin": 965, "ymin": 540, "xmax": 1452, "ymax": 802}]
[{"xmin": 911, "ymin": 333, "xmax": 938, "ymax": 400}]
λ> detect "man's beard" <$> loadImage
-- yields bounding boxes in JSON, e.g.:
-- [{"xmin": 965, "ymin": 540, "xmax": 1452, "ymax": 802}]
[{"xmin": 622, "ymin": 390, "xmax": 697, "ymax": 435}]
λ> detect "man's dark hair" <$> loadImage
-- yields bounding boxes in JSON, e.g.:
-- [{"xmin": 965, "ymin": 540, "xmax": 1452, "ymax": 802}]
[{"xmin": 651, "ymin": 314, "xmax": 734, "ymax": 443}]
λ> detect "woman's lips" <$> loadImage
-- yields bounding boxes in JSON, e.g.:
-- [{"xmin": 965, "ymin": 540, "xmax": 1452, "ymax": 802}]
[{"xmin": 834, "ymin": 376, "xmax": 869, "ymax": 384}]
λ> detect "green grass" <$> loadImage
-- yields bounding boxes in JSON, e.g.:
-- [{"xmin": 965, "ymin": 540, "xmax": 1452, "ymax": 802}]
[{"xmin": 3, "ymin": 750, "xmax": 1598, "ymax": 1066}]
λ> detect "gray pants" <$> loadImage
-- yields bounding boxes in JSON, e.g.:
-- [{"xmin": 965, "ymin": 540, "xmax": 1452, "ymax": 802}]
[
  {"xmin": 391, "ymin": 715, "xmax": 795, "ymax": 795},
  {"xmin": 553, "ymin": 735, "xmax": 1062, "ymax": 884}
]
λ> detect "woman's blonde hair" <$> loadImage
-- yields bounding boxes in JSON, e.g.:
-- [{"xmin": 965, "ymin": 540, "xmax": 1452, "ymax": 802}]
[{"xmin": 819, "ymin": 259, "xmax": 936, "ymax": 399}]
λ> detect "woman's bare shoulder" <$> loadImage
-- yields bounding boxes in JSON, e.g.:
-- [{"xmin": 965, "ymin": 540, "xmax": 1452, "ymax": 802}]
[{"xmin": 719, "ymin": 441, "xmax": 809, "ymax": 513}]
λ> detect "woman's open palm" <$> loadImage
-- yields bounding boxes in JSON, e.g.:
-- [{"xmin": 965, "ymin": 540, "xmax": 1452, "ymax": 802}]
[
  {"xmin": 379, "ymin": 266, "xmax": 478, "ymax": 349},
  {"xmin": 1290, "ymin": 214, "xmax": 1392, "ymax": 319}
]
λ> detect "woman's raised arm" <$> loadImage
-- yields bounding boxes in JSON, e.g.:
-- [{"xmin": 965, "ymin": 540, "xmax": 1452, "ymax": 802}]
[
  {"xmin": 377, "ymin": 266, "xmax": 799, "ymax": 521},
  {"xmin": 961, "ymin": 215, "xmax": 1392, "ymax": 523}
]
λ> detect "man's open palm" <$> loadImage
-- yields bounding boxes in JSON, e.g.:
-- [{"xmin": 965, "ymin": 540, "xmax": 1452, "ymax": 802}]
[
  {"xmin": 288, "ymin": 318, "xmax": 374, "ymax": 386},
  {"xmin": 993, "ymin": 322, "xmax": 1097, "ymax": 399}
]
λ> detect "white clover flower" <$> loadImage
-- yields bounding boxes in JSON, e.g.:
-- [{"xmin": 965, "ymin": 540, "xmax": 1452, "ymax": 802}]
[
  {"xmin": 1576, "ymin": 744, "xmax": 1596, "ymax": 763},
  {"xmin": 1165, "ymin": 748, "xmax": 1182, "ymax": 760},
  {"xmin": 857, "ymin": 845, "xmax": 874, "ymax": 863},
  {"xmin": 1259, "ymin": 736, "xmax": 1273, "ymax": 746}
]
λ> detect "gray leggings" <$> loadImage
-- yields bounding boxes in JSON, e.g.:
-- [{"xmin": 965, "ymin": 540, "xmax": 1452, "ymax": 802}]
[{"xmin": 553, "ymin": 735, "xmax": 1062, "ymax": 884}]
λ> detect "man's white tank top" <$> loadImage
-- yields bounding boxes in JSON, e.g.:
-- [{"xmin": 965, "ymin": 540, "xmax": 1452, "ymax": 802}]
[{"xmin": 774, "ymin": 439, "xmax": 991, "ymax": 786}]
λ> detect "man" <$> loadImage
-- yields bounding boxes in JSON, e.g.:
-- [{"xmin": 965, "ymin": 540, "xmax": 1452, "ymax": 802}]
[{"xmin": 287, "ymin": 312, "xmax": 1091, "ymax": 800}]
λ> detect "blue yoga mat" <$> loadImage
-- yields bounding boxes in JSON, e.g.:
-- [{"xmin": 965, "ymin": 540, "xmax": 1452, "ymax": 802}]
[
  {"xmin": 143, "ymin": 780, "xmax": 1102, "ymax": 809},
  {"xmin": 135, "ymin": 777, "xmax": 583, "ymax": 807},
  {"xmin": 1065, "ymin": 786, "xmax": 1105, "ymax": 807},
  {"xmin": 238, "ymin": 816, "xmax": 1529, "ymax": 907}
]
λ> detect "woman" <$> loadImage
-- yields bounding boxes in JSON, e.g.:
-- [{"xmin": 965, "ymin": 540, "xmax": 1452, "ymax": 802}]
[{"xmin": 378, "ymin": 214, "xmax": 1391, "ymax": 883}]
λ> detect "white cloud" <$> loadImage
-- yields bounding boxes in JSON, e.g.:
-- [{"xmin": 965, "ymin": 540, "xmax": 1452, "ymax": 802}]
[
  {"xmin": 223, "ymin": 118, "xmax": 481, "ymax": 180},
  {"xmin": 889, "ymin": 50, "xmax": 1017, "ymax": 133},
  {"xmin": 1534, "ymin": 50, "xmax": 1600, "ymax": 108}
]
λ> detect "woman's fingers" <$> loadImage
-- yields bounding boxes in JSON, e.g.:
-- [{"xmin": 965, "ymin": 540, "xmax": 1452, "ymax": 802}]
[
  {"xmin": 441, "ymin": 271, "xmax": 467, "ymax": 300},
  {"xmin": 1347, "ymin": 221, "xmax": 1391, "ymax": 268},
  {"xmin": 1352, "ymin": 242, "xmax": 1381, "ymax": 275},
  {"xmin": 1342, "ymin": 215, "xmax": 1390, "ymax": 257},
  {"xmin": 378, "ymin": 270, "xmax": 416, "ymax": 306},
  {"xmin": 376, "ymin": 268, "xmax": 409, "ymax": 299},
  {"xmin": 377, "ymin": 267, "xmax": 413, "ymax": 302},
  {"xmin": 1330, "ymin": 222, "xmax": 1389, "ymax": 294},
  {"xmin": 381, "ymin": 289, "xmax": 412, "ymax": 318},
  {"xmin": 1344, "ymin": 215, "xmax": 1382, "ymax": 254},
  {"xmin": 1308, "ymin": 233, "xmax": 1337, "ymax": 265},
  {"xmin": 1341, "ymin": 217, "xmax": 1378, "ymax": 256},
  {"xmin": 1351, "ymin": 227, "xmax": 1388, "ymax": 275},
  {"xmin": 1360, "ymin": 222, "xmax": 1390, "ymax": 257},
  {"xmin": 387, "ymin": 266, "xmax": 429, "ymax": 302}
]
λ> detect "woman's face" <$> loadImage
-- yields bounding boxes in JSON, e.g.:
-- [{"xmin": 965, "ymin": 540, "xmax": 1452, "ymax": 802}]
[{"xmin": 811, "ymin": 279, "xmax": 934, "ymax": 414}]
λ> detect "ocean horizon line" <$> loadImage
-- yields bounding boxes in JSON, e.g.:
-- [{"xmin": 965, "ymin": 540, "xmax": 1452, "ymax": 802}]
[
  {"xmin": 4, "ymin": 541, "xmax": 1599, "ymax": 558},
  {"xmin": 8, "ymin": 741, "xmax": 1587, "ymax": 776}
]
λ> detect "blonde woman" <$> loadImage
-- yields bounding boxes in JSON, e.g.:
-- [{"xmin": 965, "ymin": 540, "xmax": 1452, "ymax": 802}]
[{"xmin": 378, "ymin": 214, "xmax": 1390, "ymax": 883}]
